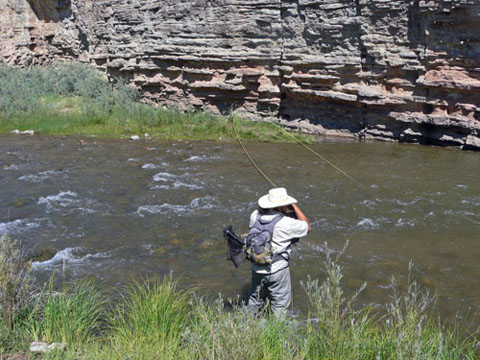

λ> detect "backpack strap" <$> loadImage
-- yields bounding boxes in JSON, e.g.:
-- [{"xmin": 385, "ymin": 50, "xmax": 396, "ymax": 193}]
[
  {"xmin": 265, "ymin": 213, "xmax": 283, "ymax": 230},
  {"xmin": 260, "ymin": 214, "xmax": 290, "ymax": 263},
  {"xmin": 265, "ymin": 214, "xmax": 283, "ymax": 244},
  {"xmin": 249, "ymin": 213, "xmax": 289, "ymax": 264},
  {"xmin": 253, "ymin": 213, "xmax": 283, "ymax": 232},
  {"xmin": 272, "ymin": 252, "xmax": 289, "ymax": 263}
]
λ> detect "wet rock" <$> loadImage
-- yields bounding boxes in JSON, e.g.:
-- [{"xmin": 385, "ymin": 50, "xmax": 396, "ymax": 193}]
[
  {"xmin": 198, "ymin": 239, "xmax": 212, "ymax": 249},
  {"xmin": 28, "ymin": 246, "xmax": 57, "ymax": 263},
  {"xmin": 170, "ymin": 238, "xmax": 181, "ymax": 246},
  {"xmin": 12, "ymin": 198, "xmax": 33, "ymax": 207}
]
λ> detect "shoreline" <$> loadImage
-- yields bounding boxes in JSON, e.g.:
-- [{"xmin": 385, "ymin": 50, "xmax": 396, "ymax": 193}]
[{"xmin": 0, "ymin": 234, "xmax": 478, "ymax": 359}]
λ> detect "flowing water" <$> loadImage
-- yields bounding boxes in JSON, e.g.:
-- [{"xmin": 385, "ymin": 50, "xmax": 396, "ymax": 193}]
[{"xmin": 1, "ymin": 134, "xmax": 479, "ymax": 323}]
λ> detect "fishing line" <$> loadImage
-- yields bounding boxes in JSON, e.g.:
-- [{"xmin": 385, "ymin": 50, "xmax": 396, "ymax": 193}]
[
  {"xmin": 231, "ymin": 117, "xmax": 278, "ymax": 188},
  {"xmin": 276, "ymin": 124, "xmax": 360, "ymax": 186},
  {"xmin": 231, "ymin": 116, "xmax": 361, "ymax": 189}
]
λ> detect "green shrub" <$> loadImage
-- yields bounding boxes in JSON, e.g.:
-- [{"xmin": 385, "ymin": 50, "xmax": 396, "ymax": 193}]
[{"xmin": 0, "ymin": 63, "xmax": 139, "ymax": 116}]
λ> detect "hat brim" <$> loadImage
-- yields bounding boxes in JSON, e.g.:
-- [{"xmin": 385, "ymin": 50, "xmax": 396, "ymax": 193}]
[{"xmin": 258, "ymin": 194, "xmax": 297, "ymax": 209}]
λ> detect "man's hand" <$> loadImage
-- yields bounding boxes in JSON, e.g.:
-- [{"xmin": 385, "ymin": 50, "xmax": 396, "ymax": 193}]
[{"xmin": 291, "ymin": 203, "xmax": 312, "ymax": 232}]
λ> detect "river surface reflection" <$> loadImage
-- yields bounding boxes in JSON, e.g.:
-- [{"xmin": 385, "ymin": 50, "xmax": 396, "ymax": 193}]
[{"xmin": 1, "ymin": 134, "xmax": 479, "ymax": 323}]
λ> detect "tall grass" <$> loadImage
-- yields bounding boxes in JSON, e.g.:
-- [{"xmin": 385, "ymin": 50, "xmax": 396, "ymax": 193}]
[
  {"xmin": 301, "ymin": 241, "xmax": 374, "ymax": 359},
  {"xmin": 0, "ymin": 234, "xmax": 477, "ymax": 359},
  {"xmin": 26, "ymin": 278, "xmax": 107, "ymax": 346},
  {"xmin": 108, "ymin": 276, "xmax": 192, "ymax": 359},
  {"xmin": 0, "ymin": 63, "xmax": 309, "ymax": 143},
  {"xmin": 0, "ymin": 234, "xmax": 33, "ymax": 331},
  {"xmin": 300, "ymin": 244, "xmax": 479, "ymax": 359},
  {"xmin": 182, "ymin": 296, "xmax": 301, "ymax": 359}
]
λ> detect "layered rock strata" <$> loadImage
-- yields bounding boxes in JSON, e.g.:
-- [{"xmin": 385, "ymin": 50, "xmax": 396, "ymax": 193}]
[{"xmin": 1, "ymin": 0, "xmax": 480, "ymax": 149}]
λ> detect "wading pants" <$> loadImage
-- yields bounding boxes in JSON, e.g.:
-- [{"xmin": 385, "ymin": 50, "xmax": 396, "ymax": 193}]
[{"xmin": 247, "ymin": 266, "xmax": 291, "ymax": 317}]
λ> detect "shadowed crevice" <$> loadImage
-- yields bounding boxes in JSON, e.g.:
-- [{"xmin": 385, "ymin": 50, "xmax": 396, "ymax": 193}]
[{"xmin": 26, "ymin": 0, "xmax": 72, "ymax": 22}]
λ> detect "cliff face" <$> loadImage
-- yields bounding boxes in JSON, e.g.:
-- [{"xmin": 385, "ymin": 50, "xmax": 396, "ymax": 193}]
[{"xmin": 1, "ymin": 0, "xmax": 480, "ymax": 149}]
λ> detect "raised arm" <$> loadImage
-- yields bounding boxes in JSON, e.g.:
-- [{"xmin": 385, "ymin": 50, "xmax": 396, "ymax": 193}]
[{"xmin": 291, "ymin": 203, "xmax": 312, "ymax": 232}]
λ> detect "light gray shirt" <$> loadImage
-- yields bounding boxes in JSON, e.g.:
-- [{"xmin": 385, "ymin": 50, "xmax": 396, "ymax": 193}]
[{"xmin": 249, "ymin": 209, "xmax": 309, "ymax": 274}]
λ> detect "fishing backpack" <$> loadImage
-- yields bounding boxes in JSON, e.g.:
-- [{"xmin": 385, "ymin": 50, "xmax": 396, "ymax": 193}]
[{"xmin": 245, "ymin": 213, "xmax": 285, "ymax": 265}]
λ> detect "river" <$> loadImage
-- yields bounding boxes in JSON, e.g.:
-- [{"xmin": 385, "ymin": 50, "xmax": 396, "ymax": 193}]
[{"xmin": 1, "ymin": 134, "xmax": 479, "ymax": 322}]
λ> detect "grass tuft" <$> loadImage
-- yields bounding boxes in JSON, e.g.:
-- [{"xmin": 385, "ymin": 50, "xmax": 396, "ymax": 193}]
[
  {"xmin": 0, "ymin": 234, "xmax": 33, "ymax": 332},
  {"xmin": 25, "ymin": 277, "xmax": 107, "ymax": 346},
  {"xmin": 108, "ymin": 275, "xmax": 192, "ymax": 359}
]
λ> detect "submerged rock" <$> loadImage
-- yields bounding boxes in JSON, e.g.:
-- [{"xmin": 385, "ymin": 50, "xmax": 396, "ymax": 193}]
[{"xmin": 28, "ymin": 246, "xmax": 57, "ymax": 263}]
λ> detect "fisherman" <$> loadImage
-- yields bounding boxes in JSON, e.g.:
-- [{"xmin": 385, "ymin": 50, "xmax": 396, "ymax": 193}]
[{"xmin": 247, "ymin": 187, "xmax": 311, "ymax": 317}]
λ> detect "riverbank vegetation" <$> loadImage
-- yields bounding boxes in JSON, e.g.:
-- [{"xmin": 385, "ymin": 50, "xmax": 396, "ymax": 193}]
[
  {"xmin": 0, "ymin": 63, "xmax": 309, "ymax": 143},
  {"xmin": 0, "ymin": 234, "xmax": 478, "ymax": 359}
]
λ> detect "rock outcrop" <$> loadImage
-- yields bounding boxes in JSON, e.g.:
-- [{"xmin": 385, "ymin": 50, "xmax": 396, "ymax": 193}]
[{"xmin": 1, "ymin": 0, "xmax": 480, "ymax": 149}]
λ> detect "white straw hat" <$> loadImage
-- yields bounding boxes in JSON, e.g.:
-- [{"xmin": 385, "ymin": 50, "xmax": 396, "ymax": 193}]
[{"xmin": 258, "ymin": 187, "xmax": 297, "ymax": 209}]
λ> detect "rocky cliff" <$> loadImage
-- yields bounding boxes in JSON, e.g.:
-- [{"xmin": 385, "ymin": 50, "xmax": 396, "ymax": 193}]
[{"xmin": 1, "ymin": 0, "xmax": 480, "ymax": 149}]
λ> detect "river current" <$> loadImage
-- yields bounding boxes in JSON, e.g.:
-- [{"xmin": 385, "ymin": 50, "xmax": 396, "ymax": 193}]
[{"xmin": 1, "ymin": 134, "xmax": 479, "ymax": 322}]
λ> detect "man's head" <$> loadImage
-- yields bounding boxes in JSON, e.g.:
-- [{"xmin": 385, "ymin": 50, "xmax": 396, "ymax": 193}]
[
  {"xmin": 258, "ymin": 188, "xmax": 297, "ymax": 211},
  {"xmin": 275, "ymin": 205, "xmax": 293, "ymax": 214}
]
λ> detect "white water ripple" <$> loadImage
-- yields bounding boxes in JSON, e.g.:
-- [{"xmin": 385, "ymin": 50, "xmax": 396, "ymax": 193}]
[
  {"xmin": 19, "ymin": 170, "xmax": 65, "ymax": 183},
  {"xmin": 38, "ymin": 191, "xmax": 110, "ymax": 215},
  {"xmin": 184, "ymin": 155, "xmax": 220, "ymax": 162},
  {"xmin": 152, "ymin": 172, "xmax": 176, "ymax": 182},
  {"xmin": 172, "ymin": 181, "xmax": 203, "ymax": 190},
  {"xmin": 356, "ymin": 218, "xmax": 380, "ymax": 230},
  {"xmin": 142, "ymin": 162, "xmax": 169, "ymax": 170},
  {"xmin": 4, "ymin": 164, "xmax": 22, "ymax": 170},
  {"xmin": 32, "ymin": 247, "xmax": 110, "ymax": 270},
  {"xmin": 0, "ymin": 219, "xmax": 42, "ymax": 235},
  {"xmin": 137, "ymin": 196, "xmax": 217, "ymax": 217}
]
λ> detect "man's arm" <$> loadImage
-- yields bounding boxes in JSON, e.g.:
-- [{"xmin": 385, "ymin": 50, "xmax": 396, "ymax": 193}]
[{"xmin": 291, "ymin": 203, "xmax": 312, "ymax": 232}]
